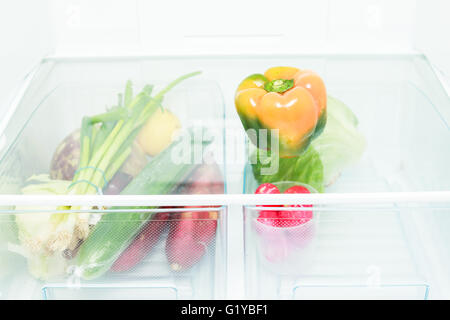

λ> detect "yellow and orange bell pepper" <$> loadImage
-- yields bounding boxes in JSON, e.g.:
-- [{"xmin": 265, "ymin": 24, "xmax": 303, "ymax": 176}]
[{"xmin": 235, "ymin": 66, "xmax": 327, "ymax": 157}]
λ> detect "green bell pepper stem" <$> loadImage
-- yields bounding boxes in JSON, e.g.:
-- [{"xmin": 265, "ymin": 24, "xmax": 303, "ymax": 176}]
[{"xmin": 264, "ymin": 79, "xmax": 294, "ymax": 93}]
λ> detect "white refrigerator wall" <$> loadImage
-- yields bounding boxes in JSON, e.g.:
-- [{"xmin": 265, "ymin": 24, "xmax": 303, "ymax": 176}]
[
  {"xmin": 0, "ymin": 0, "xmax": 449, "ymax": 147},
  {"xmin": 0, "ymin": 0, "xmax": 53, "ymax": 128},
  {"xmin": 414, "ymin": 0, "xmax": 450, "ymax": 83},
  {"xmin": 51, "ymin": 0, "xmax": 418, "ymax": 55}
]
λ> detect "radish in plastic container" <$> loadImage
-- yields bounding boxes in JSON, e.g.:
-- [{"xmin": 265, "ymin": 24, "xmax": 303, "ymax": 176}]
[
  {"xmin": 253, "ymin": 183, "xmax": 315, "ymax": 265},
  {"xmin": 253, "ymin": 183, "xmax": 289, "ymax": 263},
  {"xmin": 282, "ymin": 185, "xmax": 315, "ymax": 250}
]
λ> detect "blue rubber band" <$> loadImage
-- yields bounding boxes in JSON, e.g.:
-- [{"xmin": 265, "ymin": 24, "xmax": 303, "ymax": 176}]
[
  {"xmin": 68, "ymin": 180, "xmax": 103, "ymax": 195},
  {"xmin": 73, "ymin": 166, "xmax": 108, "ymax": 186}
]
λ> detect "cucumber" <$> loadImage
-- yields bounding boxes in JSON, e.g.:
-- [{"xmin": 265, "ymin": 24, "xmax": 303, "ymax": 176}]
[{"xmin": 76, "ymin": 132, "xmax": 209, "ymax": 280}]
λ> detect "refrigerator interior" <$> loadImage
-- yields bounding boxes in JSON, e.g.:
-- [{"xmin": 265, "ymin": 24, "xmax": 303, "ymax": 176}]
[
  {"xmin": 0, "ymin": 64, "xmax": 228, "ymax": 299},
  {"xmin": 0, "ymin": 0, "xmax": 449, "ymax": 300}
]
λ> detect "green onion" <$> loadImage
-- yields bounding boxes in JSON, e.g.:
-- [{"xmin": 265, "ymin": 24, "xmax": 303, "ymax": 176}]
[{"xmin": 68, "ymin": 71, "xmax": 201, "ymax": 196}]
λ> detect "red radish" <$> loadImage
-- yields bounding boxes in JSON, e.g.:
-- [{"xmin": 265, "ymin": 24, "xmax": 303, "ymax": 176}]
[
  {"xmin": 284, "ymin": 185, "xmax": 311, "ymax": 194},
  {"xmin": 253, "ymin": 183, "xmax": 289, "ymax": 262},
  {"xmin": 256, "ymin": 210, "xmax": 280, "ymax": 227},
  {"xmin": 253, "ymin": 183, "xmax": 316, "ymax": 263},
  {"xmin": 166, "ymin": 211, "xmax": 217, "ymax": 271},
  {"xmin": 255, "ymin": 183, "xmax": 281, "ymax": 226},
  {"xmin": 255, "ymin": 183, "xmax": 280, "ymax": 195},
  {"xmin": 111, "ymin": 211, "xmax": 171, "ymax": 272},
  {"xmin": 283, "ymin": 185, "xmax": 315, "ymax": 249},
  {"xmin": 254, "ymin": 183, "xmax": 313, "ymax": 227},
  {"xmin": 282, "ymin": 185, "xmax": 313, "ymax": 227}
]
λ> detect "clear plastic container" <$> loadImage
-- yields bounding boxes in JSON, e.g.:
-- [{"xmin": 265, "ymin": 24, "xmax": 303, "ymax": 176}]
[
  {"xmin": 246, "ymin": 181, "xmax": 319, "ymax": 276},
  {"xmin": 0, "ymin": 61, "xmax": 227, "ymax": 299},
  {"xmin": 2, "ymin": 206, "xmax": 227, "ymax": 300},
  {"xmin": 244, "ymin": 203, "xmax": 442, "ymax": 299},
  {"xmin": 241, "ymin": 54, "xmax": 450, "ymax": 299}
]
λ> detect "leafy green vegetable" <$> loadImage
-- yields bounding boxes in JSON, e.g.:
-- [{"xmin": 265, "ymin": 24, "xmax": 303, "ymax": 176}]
[
  {"xmin": 251, "ymin": 95, "xmax": 365, "ymax": 190},
  {"xmin": 251, "ymin": 146, "xmax": 324, "ymax": 193},
  {"xmin": 311, "ymin": 96, "xmax": 366, "ymax": 186}
]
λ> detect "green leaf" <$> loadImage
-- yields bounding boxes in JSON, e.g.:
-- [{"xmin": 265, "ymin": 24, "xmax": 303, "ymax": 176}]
[
  {"xmin": 311, "ymin": 96, "xmax": 366, "ymax": 186},
  {"xmin": 251, "ymin": 146, "xmax": 324, "ymax": 193}
]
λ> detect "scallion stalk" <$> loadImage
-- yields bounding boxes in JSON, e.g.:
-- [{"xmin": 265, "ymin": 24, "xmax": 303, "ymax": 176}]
[{"xmin": 68, "ymin": 71, "xmax": 201, "ymax": 196}]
